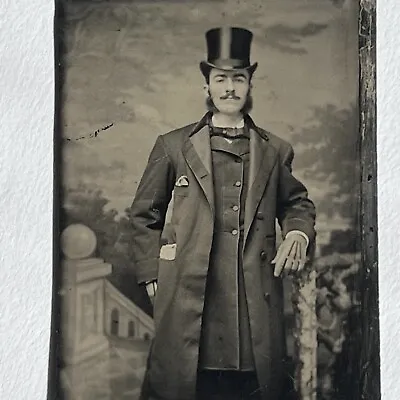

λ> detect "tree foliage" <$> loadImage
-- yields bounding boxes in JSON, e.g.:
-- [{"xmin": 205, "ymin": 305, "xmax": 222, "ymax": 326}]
[{"xmin": 292, "ymin": 103, "xmax": 359, "ymax": 220}]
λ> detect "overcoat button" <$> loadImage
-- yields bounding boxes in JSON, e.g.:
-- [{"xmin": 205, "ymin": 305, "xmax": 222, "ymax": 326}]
[
  {"xmin": 260, "ymin": 251, "xmax": 267, "ymax": 261},
  {"xmin": 264, "ymin": 292, "xmax": 270, "ymax": 302}
]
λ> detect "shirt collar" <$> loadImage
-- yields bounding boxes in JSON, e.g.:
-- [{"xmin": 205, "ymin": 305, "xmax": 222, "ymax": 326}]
[
  {"xmin": 208, "ymin": 114, "xmax": 249, "ymax": 139},
  {"xmin": 211, "ymin": 114, "xmax": 245, "ymax": 129}
]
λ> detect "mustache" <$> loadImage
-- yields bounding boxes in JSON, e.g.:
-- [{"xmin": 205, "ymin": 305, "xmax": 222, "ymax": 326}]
[
  {"xmin": 220, "ymin": 92, "xmax": 240, "ymax": 100},
  {"xmin": 206, "ymin": 94, "xmax": 253, "ymax": 114}
]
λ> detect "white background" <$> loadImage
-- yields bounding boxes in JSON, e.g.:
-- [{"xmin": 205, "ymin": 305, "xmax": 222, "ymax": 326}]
[{"xmin": 0, "ymin": 0, "xmax": 398, "ymax": 399}]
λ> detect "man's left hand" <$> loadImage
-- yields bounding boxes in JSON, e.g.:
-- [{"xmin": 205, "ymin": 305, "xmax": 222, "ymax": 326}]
[{"xmin": 271, "ymin": 233, "xmax": 308, "ymax": 277}]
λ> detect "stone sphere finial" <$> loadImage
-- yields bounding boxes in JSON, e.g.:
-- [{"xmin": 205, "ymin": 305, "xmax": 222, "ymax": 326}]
[{"xmin": 61, "ymin": 223, "xmax": 97, "ymax": 260}]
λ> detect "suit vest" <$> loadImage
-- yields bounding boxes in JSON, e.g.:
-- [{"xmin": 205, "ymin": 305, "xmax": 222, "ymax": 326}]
[{"xmin": 198, "ymin": 128, "xmax": 255, "ymax": 371}]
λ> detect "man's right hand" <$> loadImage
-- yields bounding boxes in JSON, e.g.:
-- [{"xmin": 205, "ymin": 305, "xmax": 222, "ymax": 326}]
[{"xmin": 145, "ymin": 281, "xmax": 158, "ymax": 304}]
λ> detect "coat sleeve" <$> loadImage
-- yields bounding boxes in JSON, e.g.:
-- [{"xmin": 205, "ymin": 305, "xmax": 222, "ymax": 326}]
[
  {"xmin": 130, "ymin": 135, "xmax": 176, "ymax": 284},
  {"xmin": 276, "ymin": 143, "xmax": 316, "ymax": 247}
]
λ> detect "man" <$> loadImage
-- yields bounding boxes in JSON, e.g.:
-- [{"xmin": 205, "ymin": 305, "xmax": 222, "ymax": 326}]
[{"xmin": 130, "ymin": 27, "xmax": 316, "ymax": 400}]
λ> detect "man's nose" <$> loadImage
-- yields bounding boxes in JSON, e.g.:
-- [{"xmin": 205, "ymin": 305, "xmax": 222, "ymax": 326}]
[{"xmin": 226, "ymin": 78, "xmax": 234, "ymax": 91}]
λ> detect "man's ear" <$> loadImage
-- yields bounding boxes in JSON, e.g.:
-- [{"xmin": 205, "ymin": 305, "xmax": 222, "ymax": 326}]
[{"xmin": 203, "ymin": 84, "xmax": 210, "ymax": 98}]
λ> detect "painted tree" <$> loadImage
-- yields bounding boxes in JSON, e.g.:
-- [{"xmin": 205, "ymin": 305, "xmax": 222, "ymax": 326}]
[
  {"xmin": 293, "ymin": 103, "xmax": 359, "ymax": 220},
  {"xmin": 289, "ymin": 103, "xmax": 360, "ymax": 399}
]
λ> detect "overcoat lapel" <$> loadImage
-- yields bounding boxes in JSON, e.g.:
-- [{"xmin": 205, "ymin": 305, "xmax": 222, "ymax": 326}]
[
  {"xmin": 244, "ymin": 126, "xmax": 278, "ymax": 244},
  {"xmin": 182, "ymin": 124, "xmax": 215, "ymax": 216}
]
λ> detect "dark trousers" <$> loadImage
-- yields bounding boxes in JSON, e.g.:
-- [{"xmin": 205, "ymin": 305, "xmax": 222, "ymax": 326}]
[{"xmin": 196, "ymin": 370, "xmax": 262, "ymax": 400}]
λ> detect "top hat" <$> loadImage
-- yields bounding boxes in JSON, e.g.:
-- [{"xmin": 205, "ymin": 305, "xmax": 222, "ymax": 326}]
[{"xmin": 200, "ymin": 27, "xmax": 258, "ymax": 77}]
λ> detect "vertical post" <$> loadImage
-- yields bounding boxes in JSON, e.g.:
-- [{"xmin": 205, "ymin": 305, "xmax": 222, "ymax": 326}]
[{"xmin": 292, "ymin": 262, "xmax": 318, "ymax": 400}]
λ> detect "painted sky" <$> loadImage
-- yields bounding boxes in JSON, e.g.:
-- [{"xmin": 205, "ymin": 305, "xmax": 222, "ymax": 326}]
[{"xmin": 61, "ymin": 0, "xmax": 359, "ymax": 229}]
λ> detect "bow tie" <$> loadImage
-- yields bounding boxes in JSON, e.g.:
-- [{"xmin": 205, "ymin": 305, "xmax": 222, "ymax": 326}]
[{"xmin": 209, "ymin": 125, "xmax": 249, "ymax": 140}]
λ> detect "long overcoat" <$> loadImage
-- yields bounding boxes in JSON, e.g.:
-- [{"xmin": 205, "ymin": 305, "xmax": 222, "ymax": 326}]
[{"xmin": 130, "ymin": 112, "xmax": 316, "ymax": 400}]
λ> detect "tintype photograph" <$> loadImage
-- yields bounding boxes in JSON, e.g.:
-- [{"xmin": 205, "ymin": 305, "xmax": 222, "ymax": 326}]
[{"xmin": 52, "ymin": 0, "xmax": 378, "ymax": 399}]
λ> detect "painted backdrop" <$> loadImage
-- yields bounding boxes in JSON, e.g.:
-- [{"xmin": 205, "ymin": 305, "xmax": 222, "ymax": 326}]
[{"xmin": 59, "ymin": 0, "xmax": 360, "ymax": 399}]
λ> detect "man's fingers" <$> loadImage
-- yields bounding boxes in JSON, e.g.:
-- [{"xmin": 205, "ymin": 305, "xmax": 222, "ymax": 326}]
[
  {"xmin": 281, "ymin": 258, "xmax": 292, "ymax": 277},
  {"xmin": 273, "ymin": 258, "xmax": 284, "ymax": 277},
  {"xmin": 271, "ymin": 245, "xmax": 283, "ymax": 264},
  {"xmin": 273, "ymin": 254, "xmax": 286, "ymax": 277},
  {"xmin": 297, "ymin": 240, "xmax": 307, "ymax": 271},
  {"xmin": 284, "ymin": 241, "xmax": 297, "ymax": 274},
  {"xmin": 273, "ymin": 236, "xmax": 309, "ymax": 277},
  {"xmin": 291, "ymin": 242, "xmax": 302, "ymax": 272},
  {"xmin": 273, "ymin": 241, "xmax": 291, "ymax": 276},
  {"xmin": 274, "ymin": 239, "xmax": 295, "ymax": 277},
  {"xmin": 272, "ymin": 243, "xmax": 287, "ymax": 277},
  {"xmin": 291, "ymin": 257, "xmax": 300, "ymax": 273}
]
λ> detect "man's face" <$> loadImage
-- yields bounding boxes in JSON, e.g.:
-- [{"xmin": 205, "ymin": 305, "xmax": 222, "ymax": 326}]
[{"xmin": 206, "ymin": 68, "xmax": 251, "ymax": 115}]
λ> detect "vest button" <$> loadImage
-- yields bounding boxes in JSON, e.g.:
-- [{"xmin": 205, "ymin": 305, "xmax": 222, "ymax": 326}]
[
  {"xmin": 232, "ymin": 229, "xmax": 238, "ymax": 236},
  {"xmin": 232, "ymin": 205, "xmax": 239, "ymax": 212},
  {"xmin": 256, "ymin": 212, "xmax": 264, "ymax": 220},
  {"xmin": 264, "ymin": 292, "xmax": 270, "ymax": 302},
  {"xmin": 234, "ymin": 181, "xmax": 241, "ymax": 187},
  {"xmin": 260, "ymin": 251, "xmax": 267, "ymax": 261}
]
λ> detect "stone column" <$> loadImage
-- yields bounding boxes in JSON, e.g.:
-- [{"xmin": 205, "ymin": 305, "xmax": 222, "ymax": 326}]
[{"xmin": 60, "ymin": 223, "xmax": 112, "ymax": 366}]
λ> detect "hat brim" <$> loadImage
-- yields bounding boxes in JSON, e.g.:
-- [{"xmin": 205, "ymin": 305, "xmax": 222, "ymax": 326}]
[{"xmin": 200, "ymin": 61, "xmax": 258, "ymax": 78}]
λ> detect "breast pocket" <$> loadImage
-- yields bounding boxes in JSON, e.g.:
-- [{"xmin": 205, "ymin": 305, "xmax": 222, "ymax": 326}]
[{"xmin": 173, "ymin": 186, "xmax": 189, "ymax": 197}]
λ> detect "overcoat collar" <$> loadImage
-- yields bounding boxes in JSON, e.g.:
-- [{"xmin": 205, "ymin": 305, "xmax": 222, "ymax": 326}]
[{"xmin": 182, "ymin": 112, "xmax": 278, "ymax": 239}]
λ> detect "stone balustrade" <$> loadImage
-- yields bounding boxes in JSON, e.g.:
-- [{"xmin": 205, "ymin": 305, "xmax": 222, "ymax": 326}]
[
  {"xmin": 59, "ymin": 223, "xmax": 114, "ymax": 399},
  {"xmin": 104, "ymin": 279, "xmax": 154, "ymax": 341},
  {"xmin": 59, "ymin": 223, "xmax": 156, "ymax": 399},
  {"xmin": 60, "ymin": 223, "xmax": 112, "ymax": 366}
]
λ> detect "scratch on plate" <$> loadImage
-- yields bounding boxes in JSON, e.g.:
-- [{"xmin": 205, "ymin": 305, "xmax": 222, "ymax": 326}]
[{"xmin": 64, "ymin": 123, "xmax": 114, "ymax": 141}]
